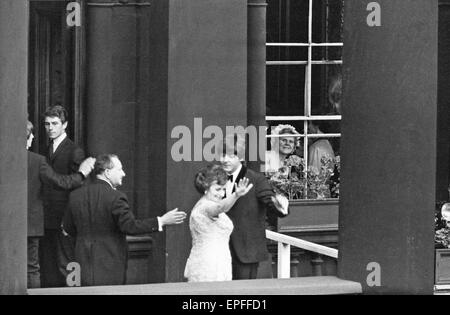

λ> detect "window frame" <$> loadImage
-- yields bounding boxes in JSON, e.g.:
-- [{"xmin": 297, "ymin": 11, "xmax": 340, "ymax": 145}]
[{"xmin": 266, "ymin": 0, "xmax": 343, "ymax": 200}]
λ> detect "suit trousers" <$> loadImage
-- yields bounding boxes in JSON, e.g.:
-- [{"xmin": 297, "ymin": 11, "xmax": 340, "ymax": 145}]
[
  {"xmin": 39, "ymin": 229, "xmax": 75, "ymax": 288},
  {"xmin": 27, "ymin": 237, "xmax": 41, "ymax": 289},
  {"xmin": 232, "ymin": 259, "xmax": 259, "ymax": 280}
]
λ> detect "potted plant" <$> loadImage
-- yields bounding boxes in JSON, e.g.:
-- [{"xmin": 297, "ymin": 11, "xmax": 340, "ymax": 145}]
[
  {"xmin": 435, "ymin": 201, "xmax": 450, "ymax": 285},
  {"xmin": 266, "ymin": 155, "xmax": 340, "ymax": 235}
]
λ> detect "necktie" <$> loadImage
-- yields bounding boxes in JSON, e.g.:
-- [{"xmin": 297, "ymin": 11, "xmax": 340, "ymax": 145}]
[
  {"xmin": 48, "ymin": 139, "xmax": 54, "ymax": 157},
  {"xmin": 226, "ymin": 175, "xmax": 234, "ymax": 197}
]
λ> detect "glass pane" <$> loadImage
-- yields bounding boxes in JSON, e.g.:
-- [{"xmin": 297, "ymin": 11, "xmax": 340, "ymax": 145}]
[
  {"xmin": 265, "ymin": 134, "xmax": 340, "ymax": 200},
  {"xmin": 306, "ymin": 136, "xmax": 340, "ymax": 199},
  {"xmin": 312, "ymin": 0, "xmax": 344, "ymax": 43},
  {"xmin": 267, "ymin": 121, "xmax": 305, "ymax": 150},
  {"xmin": 266, "ymin": 122, "xmax": 305, "ymax": 156},
  {"xmin": 267, "ymin": 0, "xmax": 309, "ymax": 44},
  {"xmin": 311, "ymin": 64, "xmax": 342, "ymax": 115},
  {"xmin": 312, "ymin": 46, "xmax": 343, "ymax": 61},
  {"xmin": 267, "ymin": 46, "xmax": 308, "ymax": 62},
  {"xmin": 267, "ymin": 65, "xmax": 306, "ymax": 116}
]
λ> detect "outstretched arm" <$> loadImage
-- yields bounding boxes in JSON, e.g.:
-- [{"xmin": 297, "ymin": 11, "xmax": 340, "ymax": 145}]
[
  {"xmin": 39, "ymin": 157, "xmax": 95, "ymax": 189},
  {"xmin": 256, "ymin": 174, "xmax": 289, "ymax": 217},
  {"xmin": 112, "ymin": 194, "xmax": 186, "ymax": 235}
]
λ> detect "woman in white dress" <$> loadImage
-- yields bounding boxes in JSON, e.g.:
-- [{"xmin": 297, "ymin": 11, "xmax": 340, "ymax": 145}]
[
  {"xmin": 265, "ymin": 124, "xmax": 300, "ymax": 174},
  {"xmin": 184, "ymin": 164, "xmax": 253, "ymax": 282}
]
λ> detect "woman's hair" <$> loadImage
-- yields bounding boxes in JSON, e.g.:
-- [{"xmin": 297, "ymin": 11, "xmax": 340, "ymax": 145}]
[
  {"xmin": 194, "ymin": 164, "xmax": 228, "ymax": 194},
  {"xmin": 270, "ymin": 124, "xmax": 299, "ymax": 152},
  {"xmin": 329, "ymin": 74, "xmax": 342, "ymax": 112}
]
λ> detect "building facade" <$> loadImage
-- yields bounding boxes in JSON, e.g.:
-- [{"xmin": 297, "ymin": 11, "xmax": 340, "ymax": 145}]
[{"xmin": 0, "ymin": 0, "xmax": 441, "ymax": 294}]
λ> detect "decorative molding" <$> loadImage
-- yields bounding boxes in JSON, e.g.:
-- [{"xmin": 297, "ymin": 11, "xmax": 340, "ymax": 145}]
[{"xmin": 87, "ymin": 2, "xmax": 151, "ymax": 7}]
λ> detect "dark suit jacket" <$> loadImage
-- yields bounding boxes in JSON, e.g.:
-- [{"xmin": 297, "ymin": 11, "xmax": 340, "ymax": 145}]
[
  {"xmin": 63, "ymin": 179, "xmax": 160, "ymax": 286},
  {"xmin": 43, "ymin": 136, "xmax": 85, "ymax": 229},
  {"xmin": 227, "ymin": 166, "xmax": 289, "ymax": 264},
  {"xmin": 28, "ymin": 151, "xmax": 84, "ymax": 237}
]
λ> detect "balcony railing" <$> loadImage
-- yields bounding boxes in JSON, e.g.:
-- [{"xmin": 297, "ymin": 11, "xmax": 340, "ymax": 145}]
[{"xmin": 266, "ymin": 230, "xmax": 338, "ymax": 279}]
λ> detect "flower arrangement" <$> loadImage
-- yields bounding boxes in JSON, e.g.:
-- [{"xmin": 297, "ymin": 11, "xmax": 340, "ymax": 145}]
[
  {"xmin": 266, "ymin": 154, "xmax": 340, "ymax": 200},
  {"xmin": 436, "ymin": 201, "xmax": 450, "ymax": 249}
]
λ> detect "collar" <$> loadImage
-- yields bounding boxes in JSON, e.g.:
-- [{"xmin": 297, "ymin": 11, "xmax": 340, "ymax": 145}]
[
  {"xmin": 96, "ymin": 177, "xmax": 116, "ymax": 190},
  {"xmin": 51, "ymin": 132, "xmax": 67, "ymax": 151},
  {"xmin": 230, "ymin": 163, "xmax": 243, "ymax": 182}
]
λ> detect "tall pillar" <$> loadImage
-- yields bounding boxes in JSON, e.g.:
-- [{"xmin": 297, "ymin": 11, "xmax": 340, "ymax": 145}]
[
  {"xmin": 0, "ymin": 0, "xmax": 28, "ymax": 295},
  {"xmin": 152, "ymin": 0, "xmax": 248, "ymax": 282},
  {"xmin": 84, "ymin": 0, "xmax": 247, "ymax": 283},
  {"xmin": 247, "ymin": 0, "xmax": 267, "ymax": 171},
  {"xmin": 338, "ymin": 0, "xmax": 437, "ymax": 294},
  {"xmin": 85, "ymin": 0, "xmax": 140, "ymax": 202}
]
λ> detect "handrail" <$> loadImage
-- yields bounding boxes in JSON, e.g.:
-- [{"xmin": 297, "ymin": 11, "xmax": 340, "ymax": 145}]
[
  {"xmin": 266, "ymin": 230, "xmax": 338, "ymax": 258},
  {"xmin": 266, "ymin": 230, "xmax": 338, "ymax": 279}
]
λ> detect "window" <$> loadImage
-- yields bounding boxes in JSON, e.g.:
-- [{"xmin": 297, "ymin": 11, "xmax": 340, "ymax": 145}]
[{"xmin": 266, "ymin": 0, "xmax": 343, "ymax": 200}]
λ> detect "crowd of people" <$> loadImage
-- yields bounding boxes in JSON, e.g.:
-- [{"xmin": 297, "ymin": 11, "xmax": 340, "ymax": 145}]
[
  {"xmin": 27, "ymin": 106, "xmax": 185, "ymax": 288},
  {"xmin": 27, "ymin": 106, "xmax": 291, "ymax": 287}
]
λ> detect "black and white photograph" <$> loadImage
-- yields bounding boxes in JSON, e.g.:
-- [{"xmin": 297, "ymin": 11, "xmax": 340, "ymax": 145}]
[{"xmin": 0, "ymin": 0, "xmax": 446, "ymax": 297}]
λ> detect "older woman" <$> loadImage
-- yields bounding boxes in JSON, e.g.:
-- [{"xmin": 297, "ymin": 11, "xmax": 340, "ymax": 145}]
[
  {"xmin": 184, "ymin": 164, "xmax": 252, "ymax": 282},
  {"xmin": 265, "ymin": 124, "xmax": 300, "ymax": 174}
]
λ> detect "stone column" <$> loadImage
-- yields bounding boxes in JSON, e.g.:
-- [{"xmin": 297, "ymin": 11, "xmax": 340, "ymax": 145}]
[
  {"xmin": 338, "ymin": 0, "xmax": 437, "ymax": 294},
  {"xmin": 0, "ymin": 0, "xmax": 28, "ymax": 295},
  {"xmin": 247, "ymin": 0, "xmax": 267, "ymax": 171}
]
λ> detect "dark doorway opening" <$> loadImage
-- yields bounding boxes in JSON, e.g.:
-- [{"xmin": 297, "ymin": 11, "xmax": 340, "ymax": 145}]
[{"xmin": 28, "ymin": 0, "xmax": 85, "ymax": 154}]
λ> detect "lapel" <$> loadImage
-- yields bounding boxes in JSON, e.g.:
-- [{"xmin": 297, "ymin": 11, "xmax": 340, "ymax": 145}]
[
  {"xmin": 49, "ymin": 137, "xmax": 70, "ymax": 162},
  {"xmin": 232, "ymin": 164, "xmax": 247, "ymax": 193}
]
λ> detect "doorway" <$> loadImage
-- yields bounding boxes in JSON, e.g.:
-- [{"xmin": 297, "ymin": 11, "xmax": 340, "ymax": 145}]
[{"xmin": 28, "ymin": 0, "xmax": 85, "ymax": 154}]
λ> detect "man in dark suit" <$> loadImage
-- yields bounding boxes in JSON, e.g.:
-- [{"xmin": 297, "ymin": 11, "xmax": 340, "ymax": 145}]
[
  {"xmin": 63, "ymin": 154, "xmax": 187, "ymax": 286},
  {"xmin": 26, "ymin": 121, "xmax": 95, "ymax": 288},
  {"xmin": 40, "ymin": 105, "xmax": 86, "ymax": 287},
  {"xmin": 220, "ymin": 134, "xmax": 289, "ymax": 280}
]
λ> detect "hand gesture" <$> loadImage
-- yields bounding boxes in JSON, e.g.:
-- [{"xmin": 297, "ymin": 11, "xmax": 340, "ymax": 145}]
[
  {"xmin": 234, "ymin": 177, "xmax": 254, "ymax": 198},
  {"xmin": 271, "ymin": 194, "xmax": 289, "ymax": 216},
  {"xmin": 160, "ymin": 208, "xmax": 187, "ymax": 226},
  {"xmin": 78, "ymin": 157, "xmax": 96, "ymax": 177}
]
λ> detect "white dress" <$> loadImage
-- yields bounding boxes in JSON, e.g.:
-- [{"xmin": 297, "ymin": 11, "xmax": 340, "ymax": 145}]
[
  {"xmin": 184, "ymin": 199, "xmax": 234, "ymax": 282},
  {"xmin": 308, "ymin": 139, "xmax": 335, "ymax": 174}
]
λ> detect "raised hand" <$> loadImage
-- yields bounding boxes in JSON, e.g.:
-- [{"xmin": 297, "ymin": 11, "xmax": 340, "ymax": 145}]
[
  {"xmin": 271, "ymin": 194, "xmax": 289, "ymax": 216},
  {"xmin": 234, "ymin": 177, "xmax": 254, "ymax": 198},
  {"xmin": 160, "ymin": 208, "xmax": 187, "ymax": 226},
  {"xmin": 78, "ymin": 157, "xmax": 96, "ymax": 177}
]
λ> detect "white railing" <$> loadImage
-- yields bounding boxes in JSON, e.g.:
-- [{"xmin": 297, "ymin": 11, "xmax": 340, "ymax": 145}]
[{"xmin": 266, "ymin": 230, "xmax": 338, "ymax": 279}]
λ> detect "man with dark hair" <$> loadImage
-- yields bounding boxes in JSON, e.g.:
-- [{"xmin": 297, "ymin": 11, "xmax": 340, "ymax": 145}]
[
  {"xmin": 40, "ymin": 105, "xmax": 86, "ymax": 287},
  {"xmin": 63, "ymin": 154, "xmax": 187, "ymax": 286},
  {"xmin": 26, "ymin": 121, "xmax": 94, "ymax": 288},
  {"xmin": 220, "ymin": 134, "xmax": 289, "ymax": 280}
]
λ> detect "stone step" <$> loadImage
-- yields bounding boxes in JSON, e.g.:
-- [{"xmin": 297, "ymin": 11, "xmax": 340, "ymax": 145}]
[{"xmin": 28, "ymin": 276, "xmax": 362, "ymax": 295}]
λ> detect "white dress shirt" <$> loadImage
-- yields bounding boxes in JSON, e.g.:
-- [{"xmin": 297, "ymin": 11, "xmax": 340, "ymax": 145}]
[
  {"xmin": 51, "ymin": 132, "xmax": 67, "ymax": 154},
  {"xmin": 226, "ymin": 164, "xmax": 243, "ymax": 197}
]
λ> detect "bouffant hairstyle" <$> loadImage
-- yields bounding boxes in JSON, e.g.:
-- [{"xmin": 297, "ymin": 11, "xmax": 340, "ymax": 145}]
[{"xmin": 194, "ymin": 164, "xmax": 228, "ymax": 194}]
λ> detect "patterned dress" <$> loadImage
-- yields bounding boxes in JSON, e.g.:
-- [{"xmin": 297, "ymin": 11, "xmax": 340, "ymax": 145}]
[{"xmin": 184, "ymin": 199, "xmax": 234, "ymax": 282}]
